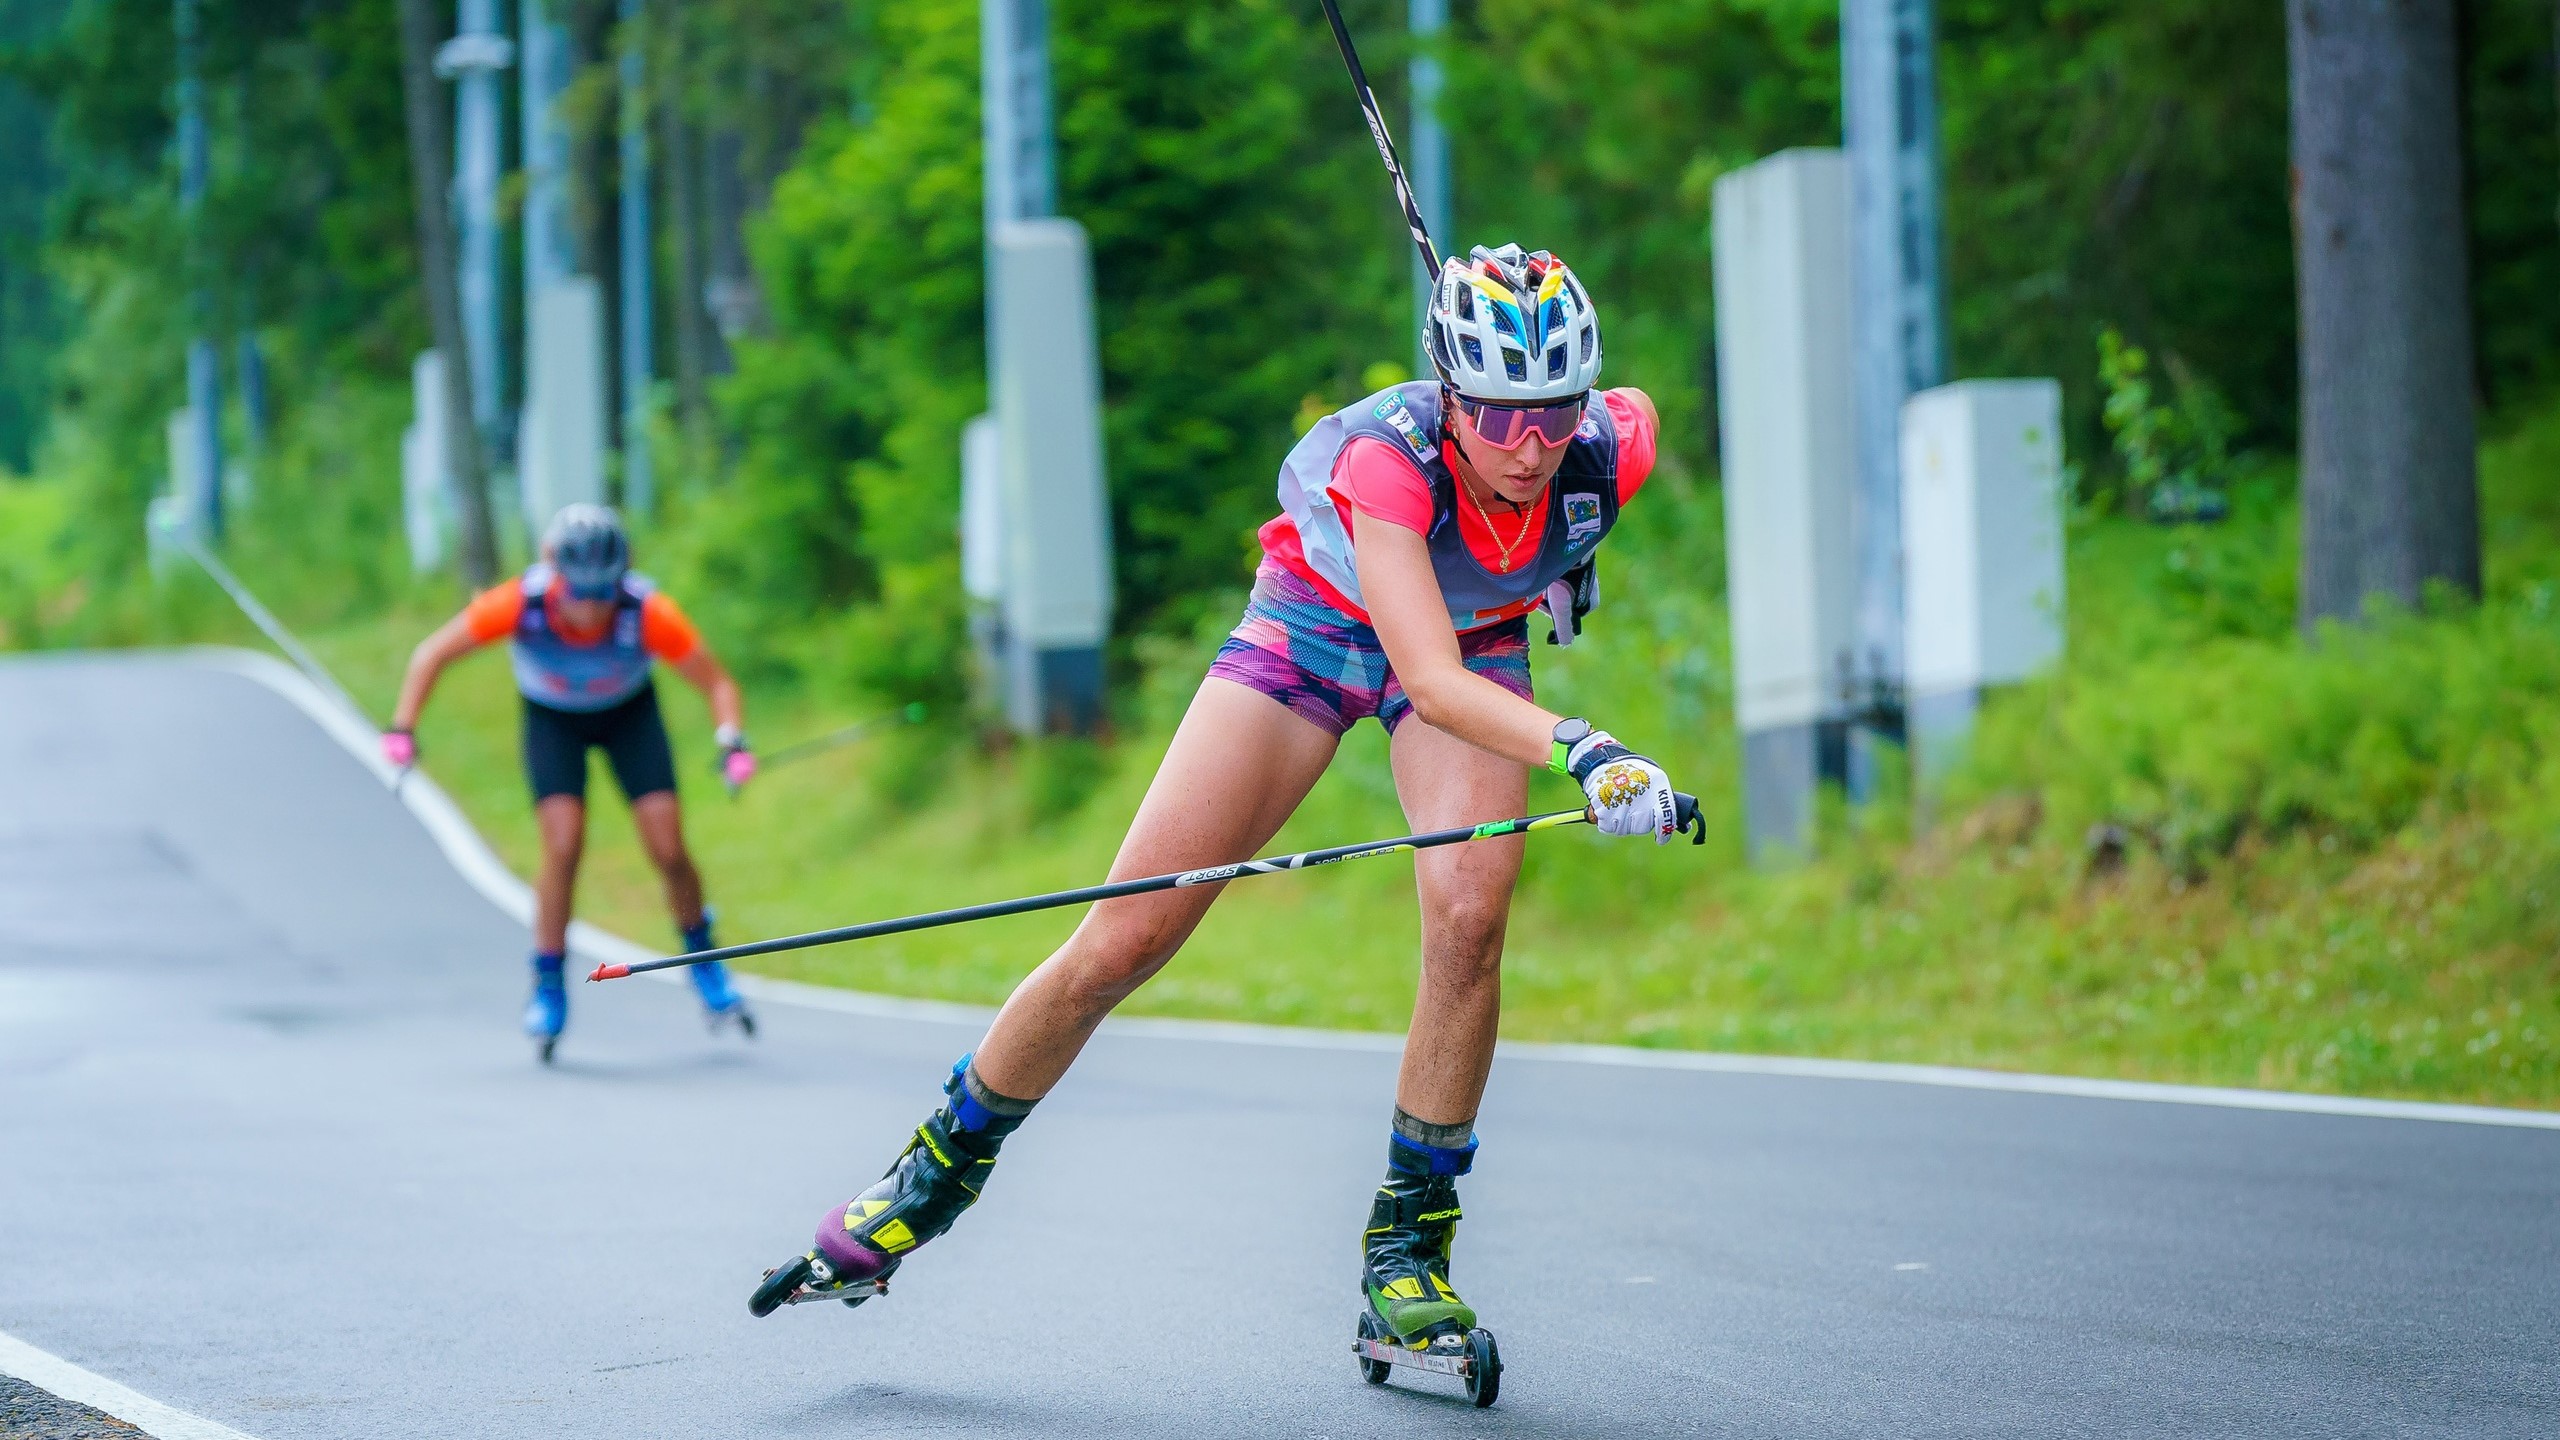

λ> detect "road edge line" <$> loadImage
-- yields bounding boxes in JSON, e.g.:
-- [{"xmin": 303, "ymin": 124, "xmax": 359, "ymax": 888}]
[
  {"xmin": 0, "ymin": 1331, "xmax": 261, "ymax": 1440},
  {"xmin": 179, "ymin": 645, "xmax": 2560, "ymax": 1134}
]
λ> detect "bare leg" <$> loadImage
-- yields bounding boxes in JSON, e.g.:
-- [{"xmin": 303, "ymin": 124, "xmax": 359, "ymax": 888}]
[
  {"xmin": 628, "ymin": 791, "xmax": 706, "ymax": 931},
  {"xmin": 1387, "ymin": 714, "xmax": 1529, "ymax": 1129},
  {"xmin": 969, "ymin": 679, "xmax": 1341, "ymax": 1099},
  {"xmin": 532, "ymin": 795, "xmax": 587, "ymax": 954}
]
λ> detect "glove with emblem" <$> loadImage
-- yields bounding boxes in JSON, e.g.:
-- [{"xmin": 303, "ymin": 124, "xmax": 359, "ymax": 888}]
[{"xmin": 1552, "ymin": 719, "xmax": 1697, "ymax": 845}]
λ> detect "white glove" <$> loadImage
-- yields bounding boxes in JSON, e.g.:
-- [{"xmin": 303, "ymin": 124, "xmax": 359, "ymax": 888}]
[{"xmin": 1563, "ymin": 730, "xmax": 1681, "ymax": 843}]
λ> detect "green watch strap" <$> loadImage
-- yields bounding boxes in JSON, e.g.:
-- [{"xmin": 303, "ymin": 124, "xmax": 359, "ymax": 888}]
[{"xmin": 1550, "ymin": 741, "xmax": 1575, "ymax": 778}]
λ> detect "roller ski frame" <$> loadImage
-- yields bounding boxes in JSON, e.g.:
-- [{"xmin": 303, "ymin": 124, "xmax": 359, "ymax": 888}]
[
  {"xmin": 1354, "ymin": 1310, "xmax": 1502, "ymax": 1407},
  {"xmin": 748, "ymin": 1252, "xmax": 889, "ymax": 1316}
]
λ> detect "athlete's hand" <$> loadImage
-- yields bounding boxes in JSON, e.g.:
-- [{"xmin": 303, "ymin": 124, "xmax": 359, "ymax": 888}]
[
  {"xmin": 716, "ymin": 725, "xmax": 755, "ymax": 793},
  {"xmin": 1565, "ymin": 730, "xmax": 1682, "ymax": 843},
  {"xmin": 382, "ymin": 728, "xmax": 417, "ymax": 769}
]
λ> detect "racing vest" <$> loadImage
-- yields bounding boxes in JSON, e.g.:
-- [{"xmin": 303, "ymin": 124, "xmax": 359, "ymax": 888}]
[
  {"xmin": 508, "ymin": 563, "xmax": 657, "ymax": 712},
  {"xmin": 1275, "ymin": 382, "xmax": 1621, "ymax": 632}
]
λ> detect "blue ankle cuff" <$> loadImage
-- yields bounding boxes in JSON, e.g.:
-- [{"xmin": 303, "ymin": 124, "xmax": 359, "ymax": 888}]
[
  {"xmin": 532, "ymin": 951, "xmax": 566, "ymax": 979},
  {"xmin": 1388, "ymin": 1130, "xmax": 1477, "ymax": 1176},
  {"xmin": 944, "ymin": 1054, "xmax": 1037, "ymax": 1135},
  {"xmin": 681, "ymin": 921, "xmax": 715, "ymax": 954}
]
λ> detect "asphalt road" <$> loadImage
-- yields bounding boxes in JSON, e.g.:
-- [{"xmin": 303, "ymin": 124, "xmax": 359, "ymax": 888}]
[{"xmin": 3, "ymin": 652, "xmax": 2556, "ymax": 1440}]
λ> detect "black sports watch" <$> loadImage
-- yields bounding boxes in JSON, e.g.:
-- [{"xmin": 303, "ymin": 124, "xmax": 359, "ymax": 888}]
[{"xmin": 1549, "ymin": 717, "xmax": 1593, "ymax": 777}]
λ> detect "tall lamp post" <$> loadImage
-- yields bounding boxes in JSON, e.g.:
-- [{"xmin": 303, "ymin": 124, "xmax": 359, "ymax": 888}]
[
  {"xmin": 617, "ymin": 0, "xmax": 653, "ymax": 519},
  {"xmin": 175, "ymin": 0, "xmax": 223, "ymax": 541},
  {"xmin": 1841, "ymin": 0, "xmax": 1946, "ymax": 798},
  {"xmin": 1408, "ymin": 0, "xmax": 1451, "ymax": 379}
]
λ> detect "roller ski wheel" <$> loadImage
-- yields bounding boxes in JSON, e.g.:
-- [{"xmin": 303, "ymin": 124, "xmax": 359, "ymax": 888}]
[
  {"xmin": 523, "ymin": 967, "xmax": 567, "ymax": 1065},
  {"xmin": 747, "ymin": 1249, "xmax": 889, "ymax": 1317},
  {"xmin": 1351, "ymin": 1312, "xmax": 1501, "ymax": 1407}
]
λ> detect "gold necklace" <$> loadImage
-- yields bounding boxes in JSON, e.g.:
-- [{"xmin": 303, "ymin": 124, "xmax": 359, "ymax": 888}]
[{"xmin": 1458, "ymin": 471, "xmax": 1535, "ymax": 571}]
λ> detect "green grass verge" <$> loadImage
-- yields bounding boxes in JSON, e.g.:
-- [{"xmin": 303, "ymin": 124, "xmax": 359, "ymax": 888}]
[{"xmin": 14, "ymin": 407, "xmax": 2560, "ymax": 1112}]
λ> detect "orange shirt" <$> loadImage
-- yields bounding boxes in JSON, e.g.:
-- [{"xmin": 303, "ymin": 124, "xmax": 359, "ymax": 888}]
[{"xmin": 461, "ymin": 581, "xmax": 702, "ymax": 664}]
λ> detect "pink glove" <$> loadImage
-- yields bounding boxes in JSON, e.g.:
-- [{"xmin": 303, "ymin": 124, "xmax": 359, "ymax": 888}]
[
  {"xmin": 382, "ymin": 729, "xmax": 417, "ymax": 769},
  {"xmin": 722, "ymin": 746, "xmax": 757, "ymax": 790}
]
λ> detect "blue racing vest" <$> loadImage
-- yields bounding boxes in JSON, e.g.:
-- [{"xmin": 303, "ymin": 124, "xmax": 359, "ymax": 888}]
[
  {"xmin": 1275, "ymin": 382, "xmax": 1621, "ymax": 632},
  {"xmin": 508, "ymin": 563, "xmax": 658, "ymax": 712}
]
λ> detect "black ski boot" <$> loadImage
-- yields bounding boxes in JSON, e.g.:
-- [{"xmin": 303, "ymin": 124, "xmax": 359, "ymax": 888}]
[
  {"xmin": 751, "ymin": 1056, "xmax": 1034, "ymax": 1314},
  {"xmin": 1362, "ymin": 1170, "xmax": 1477, "ymax": 1344}
]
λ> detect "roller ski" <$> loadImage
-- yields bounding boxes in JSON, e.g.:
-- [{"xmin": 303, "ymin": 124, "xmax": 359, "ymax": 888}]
[
  {"xmin": 1350, "ymin": 1134, "xmax": 1503, "ymax": 1407},
  {"xmin": 749, "ymin": 1056, "xmax": 1031, "ymax": 1317},
  {"xmin": 523, "ymin": 954, "xmax": 567, "ymax": 1064},
  {"xmin": 680, "ymin": 915, "xmax": 755, "ymax": 1039},
  {"xmin": 688, "ymin": 959, "xmax": 756, "ymax": 1039}
]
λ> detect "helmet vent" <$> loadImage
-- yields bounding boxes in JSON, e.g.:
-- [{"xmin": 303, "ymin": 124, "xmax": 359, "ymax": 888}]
[
  {"xmin": 1579, "ymin": 325, "xmax": 1595, "ymax": 364},
  {"xmin": 1462, "ymin": 335, "xmax": 1486, "ymax": 371},
  {"xmin": 1491, "ymin": 304, "xmax": 1519, "ymax": 339},
  {"xmin": 1502, "ymin": 347, "xmax": 1528, "ymax": 382},
  {"xmin": 1454, "ymin": 286, "xmax": 1475, "ymax": 323},
  {"xmin": 1546, "ymin": 346, "xmax": 1568, "ymax": 381}
]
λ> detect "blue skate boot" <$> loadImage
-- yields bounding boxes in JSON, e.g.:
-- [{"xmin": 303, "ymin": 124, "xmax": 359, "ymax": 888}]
[
  {"xmin": 523, "ymin": 952, "xmax": 567, "ymax": 1064},
  {"xmin": 748, "ymin": 1056, "xmax": 1035, "ymax": 1315},
  {"xmin": 682, "ymin": 913, "xmax": 755, "ymax": 1038}
]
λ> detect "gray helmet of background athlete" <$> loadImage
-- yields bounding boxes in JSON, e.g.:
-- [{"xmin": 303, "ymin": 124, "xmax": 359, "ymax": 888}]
[{"xmin": 542, "ymin": 504, "xmax": 630, "ymax": 601}]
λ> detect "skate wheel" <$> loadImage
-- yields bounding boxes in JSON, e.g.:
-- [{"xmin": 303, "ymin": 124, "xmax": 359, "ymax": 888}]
[
  {"xmin": 538, "ymin": 1036, "xmax": 558, "ymax": 1065},
  {"xmin": 1464, "ymin": 1328, "xmax": 1501, "ymax": 1409},
  {"xmin": 748, "ymin": 1253, "xmax": 814, "ymax": 1317},
  {"xmin": 1354, "ymin": 1310, "xmax": 1391, "ymax": 1386},
  {"xmin": 738, "ymin": 1009, "xmax": 757, "ymax": 1039}
]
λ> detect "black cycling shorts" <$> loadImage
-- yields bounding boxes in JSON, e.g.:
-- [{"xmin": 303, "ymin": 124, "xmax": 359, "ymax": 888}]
[{"xmin": 521, "ymin": 683, "xmax": 678, "ymax": 804}]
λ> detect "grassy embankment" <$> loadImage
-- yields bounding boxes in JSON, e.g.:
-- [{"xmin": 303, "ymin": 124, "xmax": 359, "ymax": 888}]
[{"xmin": 11, "ymin": 405, "xmax": 2560, "ymax": 1109}]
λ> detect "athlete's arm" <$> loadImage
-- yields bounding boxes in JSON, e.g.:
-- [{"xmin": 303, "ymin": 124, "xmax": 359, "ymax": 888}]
[
  {"xmin": 1352, "ymin": 509, "xmax": 1561, "ymax": 770},
  {"xmin": 667, "ymin": 646, "xmax": 746, "ymax": 737},
  {"xmin": 389, "ymin": 612, "xmax": 485, "ymax": 733}
]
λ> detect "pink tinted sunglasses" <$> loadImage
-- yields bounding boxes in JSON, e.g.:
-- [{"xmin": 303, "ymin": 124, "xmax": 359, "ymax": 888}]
[{"xmin": 1453, "ymin": 393, "xmax": 1587, "ymax": 451}]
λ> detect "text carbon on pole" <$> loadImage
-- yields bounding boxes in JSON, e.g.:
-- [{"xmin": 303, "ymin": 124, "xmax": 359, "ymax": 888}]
[{"xmin": 586, "ymin": 807, "xmax": 1600, "ymax": 980}]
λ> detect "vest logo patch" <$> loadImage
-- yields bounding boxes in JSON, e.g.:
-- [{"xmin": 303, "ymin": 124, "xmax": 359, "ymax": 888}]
[
  {"xmin": 1564, "ymin": 493, "xmax": 1604, "ymax": 543},
  {"xmin": 1373, "ymin": 395, "xmax": 1435, "ymax": 463}
]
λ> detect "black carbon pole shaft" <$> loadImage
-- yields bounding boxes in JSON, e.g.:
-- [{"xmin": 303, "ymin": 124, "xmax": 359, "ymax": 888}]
[
  {"xmin": 588, "ymin": 806, "xmax": 1599, "ymax": 980},
  {"xmin": 1317, "ymin": 0, "xmax": 1446, "ymax": 284}
]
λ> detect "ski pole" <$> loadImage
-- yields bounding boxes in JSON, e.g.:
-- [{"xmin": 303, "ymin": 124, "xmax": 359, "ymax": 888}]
[
  {"xmin": 1316, "ymin": 0, "xmax": 1447, "ymax": 323},
  {"xmin": 588, "ymin": 792, "xmax": 1701, "ymax": 981},
  {"xmin": 756, "ymin": 701, "xmax": 929, "ymax": 775}
]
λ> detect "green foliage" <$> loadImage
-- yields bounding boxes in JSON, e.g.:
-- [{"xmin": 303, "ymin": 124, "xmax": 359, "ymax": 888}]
[{"xmin": 2095, "ymin": 325, "xmax": 2240, "ymax": 520}]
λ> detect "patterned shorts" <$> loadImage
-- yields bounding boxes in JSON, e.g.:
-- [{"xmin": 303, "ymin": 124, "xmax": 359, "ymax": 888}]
[{"xmin": 1206, "ymin": 562, "xmax": 1533, "ymax": 738}]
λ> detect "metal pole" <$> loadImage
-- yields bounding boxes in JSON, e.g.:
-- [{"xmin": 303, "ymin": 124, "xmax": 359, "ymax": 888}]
[
  {"xmin": 520, "ymin": 0, "xmax": 573, "ymax": 293},
  {"xmin": 1408, "ymin": 0, "xmax": 1451, "ymax": 379},
  {"xmin": 981, "ymin": 0, "xmax": 1057, "ymax": 368},
  {"xmin": 175, "ymin": 0, "xmax": 223, "ymax": 541},
  {"xmin": 618, "ymin": 0, "xmax": 653, "ymax": 519},
  {"xmin": 442, "ymin": 0, "xmax": 510, "ymax": 462},
  {"xmin": 1840, "ymin": 0, "xmax": 1945, "ymax": 799}
]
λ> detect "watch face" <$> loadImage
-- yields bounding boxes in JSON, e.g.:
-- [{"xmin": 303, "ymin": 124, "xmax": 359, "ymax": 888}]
[{"xmin": 1554, "ymin": 718, "xmax": 1592, "ymax": 747}]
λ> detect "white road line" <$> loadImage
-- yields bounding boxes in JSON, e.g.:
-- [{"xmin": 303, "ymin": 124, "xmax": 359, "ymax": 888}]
[
  {"xmin": 181, "ymin": 645, "xmax": 2560, "ymax": 1134},
  {"xmin": 0, "ymin": 1331, "xmax": 261, "ymax": 1440}
]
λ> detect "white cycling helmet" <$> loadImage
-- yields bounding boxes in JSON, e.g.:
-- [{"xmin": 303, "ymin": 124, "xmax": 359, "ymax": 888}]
[{"xmin": 1424, "ymin": 243, "xmax": 1604, "ymax": 403}]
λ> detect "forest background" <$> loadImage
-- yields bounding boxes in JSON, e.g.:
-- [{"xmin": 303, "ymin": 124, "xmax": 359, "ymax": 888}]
[{"xmin": 2, "ymin": 0, "xmax": 2559, "ymax": 1108}]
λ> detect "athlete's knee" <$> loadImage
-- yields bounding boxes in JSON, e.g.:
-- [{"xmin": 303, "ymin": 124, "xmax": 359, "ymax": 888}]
[{"xmin": 1422, "ymin": 890, "xmax": 1511, "ymax": 976}]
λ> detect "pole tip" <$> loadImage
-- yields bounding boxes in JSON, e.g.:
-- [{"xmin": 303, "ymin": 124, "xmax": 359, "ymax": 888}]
[{"xmin": 588, "ymin": 963, "xmax": 629, "ymax": 982}]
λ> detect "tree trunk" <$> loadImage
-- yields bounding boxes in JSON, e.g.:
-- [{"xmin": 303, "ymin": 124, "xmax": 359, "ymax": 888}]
[
  {"xmin": 395, "ymin": 0, "xmax": 500, "ymax": 589},
  {"xmin": 2289, "ymin": 0, "xmax": 2480, "ymax": 630}
]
